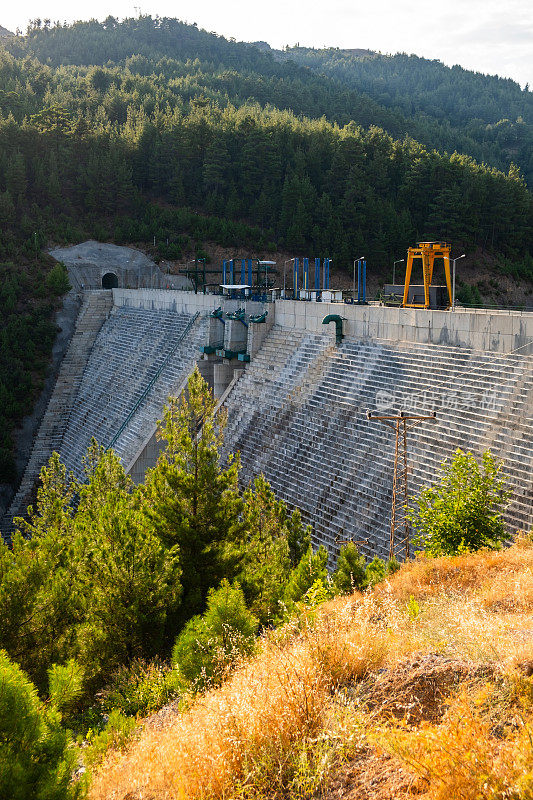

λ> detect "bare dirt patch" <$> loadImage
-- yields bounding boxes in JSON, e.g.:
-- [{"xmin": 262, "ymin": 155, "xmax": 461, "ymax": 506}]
[
  {"xmin": 356, "ymin": 652, "xmax": 495, "ymax": 725},
  {"xmin": 321, "ymin": 745, "xmax": 426, "ymax": 799}
]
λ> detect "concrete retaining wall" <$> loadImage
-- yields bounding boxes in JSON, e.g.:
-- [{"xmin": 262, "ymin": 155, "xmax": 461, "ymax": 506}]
[
  {"xmin": 113, "ymin": 291, "xmax": 533, "ymax": 354},
  {"xmin": 276, "ymin": 301, "xmax": 533, "ymax": 354},
  {"xmin": 113, "ymin": 288, "xmax": 267, "ymax": 317}
]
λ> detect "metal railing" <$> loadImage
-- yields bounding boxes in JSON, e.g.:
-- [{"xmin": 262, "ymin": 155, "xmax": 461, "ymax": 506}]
[{"xmin": 107, "ymin": 311, "xmax": 200, "ymax": 451}]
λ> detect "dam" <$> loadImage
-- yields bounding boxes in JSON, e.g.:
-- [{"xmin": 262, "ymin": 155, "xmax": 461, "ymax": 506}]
[{"xmin": 3, "ymin": 289, "xmax": 533, "ymax": 557}]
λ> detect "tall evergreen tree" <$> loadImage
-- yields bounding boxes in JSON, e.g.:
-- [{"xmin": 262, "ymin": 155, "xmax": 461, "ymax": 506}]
[{"xmin": 143, "ymin": 368, "xmax": 244, "ymax": 622}]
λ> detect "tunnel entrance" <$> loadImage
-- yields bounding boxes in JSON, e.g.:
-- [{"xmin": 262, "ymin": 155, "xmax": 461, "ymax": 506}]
[{"xmin": 102, "ymin": 272, "xmax": 119, "ymax": 289}]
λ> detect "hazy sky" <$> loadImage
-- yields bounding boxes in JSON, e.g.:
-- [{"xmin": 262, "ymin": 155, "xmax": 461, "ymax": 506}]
[{"xmin": 3, "ymin": 0, "xmax": 532, "ymax": 87}]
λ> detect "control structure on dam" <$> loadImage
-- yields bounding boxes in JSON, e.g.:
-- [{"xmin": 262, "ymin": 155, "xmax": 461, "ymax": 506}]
[{"xmin": 3, "ymin": 289, "xmax": 533, "ymax": 558}]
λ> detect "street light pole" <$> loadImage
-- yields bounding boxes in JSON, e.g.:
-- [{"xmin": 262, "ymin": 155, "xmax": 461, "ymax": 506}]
[
  {"xmin": 393, "ymin": 258, "xmax": 404, "ymax": 286},
  {"xmin": 452, "ymin": 254, "xmax": 466, "ymax": 311},
  {"xmin": 353, "ymin": 256, "xmax": 364, "ymax": 301},
  {"xmin": 283, "ymin": 258, "xmax": 295, "ymax": 297}
]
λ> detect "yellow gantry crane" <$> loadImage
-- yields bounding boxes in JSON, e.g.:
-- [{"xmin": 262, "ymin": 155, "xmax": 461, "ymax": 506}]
[{"xmin": 402, "ymin": 242, "xmax": 453, "ymax": 309}]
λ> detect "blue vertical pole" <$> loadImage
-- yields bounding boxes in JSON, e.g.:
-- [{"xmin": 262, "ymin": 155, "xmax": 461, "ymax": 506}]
[
  {"xmin": 247, "ymin": 259, "xmax": 252, "ymax": 287},
  {"xmin": 294, "ymin": 258, "xmax": 299, "ymax": 298},
  {"xmin": 230, "ymin": 259, "xmax": 234, "ymax": 285},
  {"xmin": 324, "ymin": 258, "xmax": 330, "ymax": 290},
  {"xmin": 315, "ymin": 257, "xmax": 320, "ymax": 292},
  {"xmin": 363, "ymin": 260, "xmax": 367, "ymax": 303},
  {"xmin": 241, "ymin": 258, "xmax": 245, "ymax": 285},
  {"xmin": 357, "ymin": 259, "xmax": 362, "ymax": 303},
  {"xmin": 222, "ymin": 259, "xmax": 227, "ymax": 285},
  {"xmin": 303, "ymin": 257, "xmax": 309, "ymax": 291}
]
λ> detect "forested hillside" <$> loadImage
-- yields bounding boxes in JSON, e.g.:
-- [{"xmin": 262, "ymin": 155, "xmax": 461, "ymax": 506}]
[
  {"xmin": 0, "ymin": 15, "xmax": 532, "ymax": 483},
  {"xmin": 1, "ymin": 16, "xmax": 532, "ymax": 267},
  {"xmin": 280, "ymin": 47, "xmax": 533, "ymax": 185}
]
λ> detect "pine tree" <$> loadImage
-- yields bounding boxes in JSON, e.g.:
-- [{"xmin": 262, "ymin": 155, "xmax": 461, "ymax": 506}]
[
  {"xmin": 236, "ymin": 474, "xmax": 292, "ymax": 625},
  {"xmin": 74, "ymin": 443, "xmax": 182, "ymax": 685},
  {"xmin": 172, "ymin": 579, "xmax": 258, "ymax": 690},
  {"xmin": 203, "ymin": 135, "xmax": 230, "ymax": 194},
  {"xmin": 5, "ymin": 150, "xmax": 27, "ymax": 207},
  {"xmin": 0, "ymin": 651, "xmax": 80, "ymax": 800},
  {"xmin": 143, "ymin": 367, "xmax": 244, "ymax": 622},
  {"xmin": 283, "ymin": 544, "xmax": 329, "ymax": 608},
  {"xmin": 332, "ymin": 542, "xmax": 366, "ymax": 594},
  {"xmin": 0, "ymin": 454, "xmax": 82, "ymax": 689}
]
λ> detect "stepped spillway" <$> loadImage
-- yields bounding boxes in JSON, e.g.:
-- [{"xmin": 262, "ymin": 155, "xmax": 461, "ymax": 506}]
[
  {"xmin": 220, "ymin": 326, "xmax": 533, "ymax": 559},
  {"xmin": 4, "ymin": 289, "xmax": 532, "ymax": 561},
  {"xmin": 60, "ymin": 306, "xmax": 207, "ymax": 479}
]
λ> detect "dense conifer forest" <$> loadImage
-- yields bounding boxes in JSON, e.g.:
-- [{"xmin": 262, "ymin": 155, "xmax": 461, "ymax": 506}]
[
  {"xmin": 0, "ymin": 15, "xmax": 532, "ymax": 481},
  {"xmin": 279, "ymin": 46, "xmax": 533, "ymax": 186}
]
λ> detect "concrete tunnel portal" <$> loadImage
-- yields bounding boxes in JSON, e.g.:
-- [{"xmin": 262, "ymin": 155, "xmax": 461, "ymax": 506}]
[{"xmin": 102, "ymin": 272, "xmax": 119, "ymax": 289}]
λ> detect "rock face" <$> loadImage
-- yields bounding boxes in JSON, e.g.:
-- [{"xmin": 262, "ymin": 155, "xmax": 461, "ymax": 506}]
[{"xmin": 49, "ymin": 240, "xmax": 192, "ymax": 291}]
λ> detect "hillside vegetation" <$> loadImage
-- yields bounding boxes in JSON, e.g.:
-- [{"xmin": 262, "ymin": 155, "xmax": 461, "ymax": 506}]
[
  {"xmin": 90, "ymin": 539, "xmax": 533, "ymax": 799},
  {"xmin": 0, "ymin": 369, "xmax": 530, "ymax": 798},
  {"xmin": 0, "ymin": 16, "xmax": 531, "ymax": 268},
  {"xmin": 280, "ymin": 46, "xmax": 533, "ymax": 186}
]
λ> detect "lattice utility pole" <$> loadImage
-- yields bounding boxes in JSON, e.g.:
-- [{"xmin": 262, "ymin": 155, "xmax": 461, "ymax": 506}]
[{"xmin": 366, "ymin": 410, "xmax": 436, "ymax": 561}]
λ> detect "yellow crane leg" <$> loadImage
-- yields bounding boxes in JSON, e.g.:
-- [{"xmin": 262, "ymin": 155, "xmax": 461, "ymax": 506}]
[
  {"xmin": 402, "ymin": 251, "xmax": 414, "ymax": 306},
  {"xmin": 443, "ymin": 253, "xmax": 452, "ymax": 308},
  {"xmin": 423, "ymin": 251, "xmax": 432, "ymax": 308}
]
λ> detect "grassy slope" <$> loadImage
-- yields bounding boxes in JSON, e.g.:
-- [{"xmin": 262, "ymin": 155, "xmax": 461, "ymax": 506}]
[{"xmin": 90, "ymin": 538, "xmax": 533, "ymax": 799}]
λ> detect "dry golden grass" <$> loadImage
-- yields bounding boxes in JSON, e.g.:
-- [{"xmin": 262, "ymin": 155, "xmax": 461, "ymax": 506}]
[
  {"xmin": 89, "ymin": 539, "xmax": 533, "ymax": 800},
  {"xmin": 379, "ymin": 534, "xmax": 533, "ymax": 606},
  {"xmin": 375, "ymin": 683, "xmax": 533, "ymax": 800}
]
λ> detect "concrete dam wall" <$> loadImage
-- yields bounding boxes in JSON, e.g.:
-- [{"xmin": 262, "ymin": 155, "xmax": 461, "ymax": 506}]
[
  {"xmin": 219, "ymin": 325, "xmax": 533, "ymax": 559},
  {"xmin": 3, "ymin": 290, "xmax": 532, "ymax": 556}
]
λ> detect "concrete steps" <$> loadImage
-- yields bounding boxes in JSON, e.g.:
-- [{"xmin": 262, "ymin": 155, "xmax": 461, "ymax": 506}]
[
  {"xmin": 2, "ymin": 302, "xmax": 207, "ymax": 541},
  {"xmin": 58, "ymin": 307, "xmax": 207, "ymax": 480},
  {"xmin": 220, "ymin": 325, "xmax": 533, "ymax": 560}
]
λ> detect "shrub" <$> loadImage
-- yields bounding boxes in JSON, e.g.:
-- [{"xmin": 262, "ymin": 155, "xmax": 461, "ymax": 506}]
[
  {"xmin": 332, "ymin": 542, "xmax": 366, "ymax": 594},
  {"xmin": 98, "ymin": 659, "xmax": 183, "ymax": 718},
  {"xmin": 0, "ymin": 650, "xmax": 80, "ymax": 800},
  {"xmin": 409, "ymin": 449, "xmax": 511, "ymax": 556},
  {"xmin": 84, "ymin": 709, "xmax": 137, "ymax": 772},
  {"xmin": 284, "ymin": 545, "xmax": 329, "ymax": 608},
  {"xmin": 364, "ymin": 556, "xmax": 389, "ymax": 587},
  {"xmin": 172, "ymin": 579, "xmax": 259, "ymax": 690},
  {"xmin": 45, "ymin": 262, "xmax": 71, "ymax": 295},
  {"xmin": 362, "ymin": 555, "xmax": 399, "ymax": 588}
]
